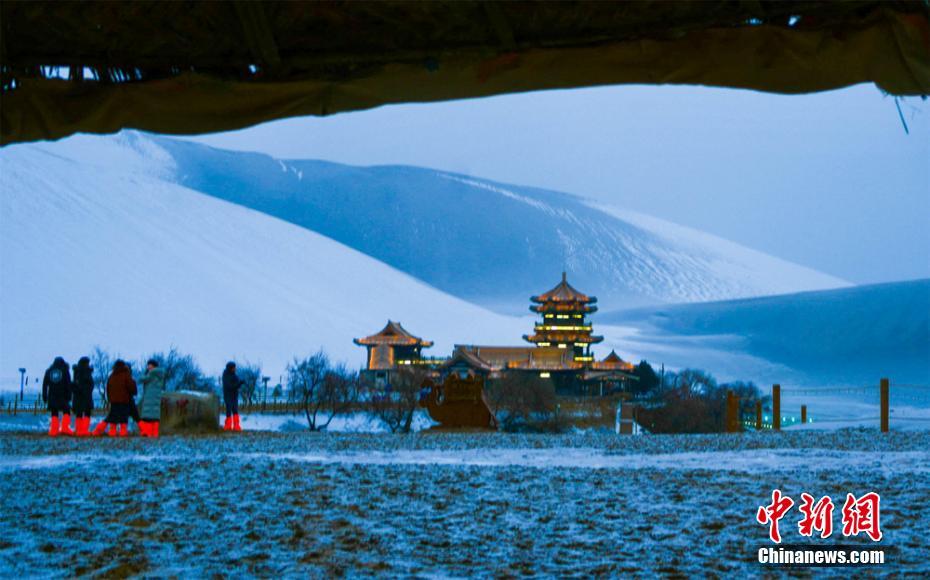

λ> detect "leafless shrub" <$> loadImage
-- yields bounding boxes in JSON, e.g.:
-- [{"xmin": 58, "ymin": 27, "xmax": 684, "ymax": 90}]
[
  {"xmin": 485, "ymin": 372, "xmax": 558, "ymax": 432},
  {"xmin": 287, "ymin": 351, "xmax": 359, "ymax": 431},
  {"xmin": 367, "ymin": 367, "xmax": 427, "ymax": 433}
]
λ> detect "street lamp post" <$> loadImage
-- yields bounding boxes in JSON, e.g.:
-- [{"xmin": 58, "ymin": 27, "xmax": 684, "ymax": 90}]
[
  {"xmin": 18, "ymin": 368, "xmax": 26, "ymax": 401},
  {"xmin": 262, "ymin": 376, "xmax": 270, "ymax": 411}
]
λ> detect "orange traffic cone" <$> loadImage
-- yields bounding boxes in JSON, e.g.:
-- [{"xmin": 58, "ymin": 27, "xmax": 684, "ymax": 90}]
[
  {"xmin": 233, "ymin": 414, "xmax": 242, "ymax": 432},
  {"xmin": 59, "ymin": 414, "xmax": 74, "ymax": 436},
  {"xmin": 118, "ymin": 423, "xmax": 128, "ymax": 437},
  {"xmin": 92, "ymin": 420, "xmax": 108, "ymax": 436},
  {"xmin": 48, "ymin": 415, "xmax": 60, "ymax": 437},
  {"xmin": 75, "ymin": 417, "xmax": 87, "ymax": 437},
  {"xmin": 107, "ymin": 424, "xmax": 117, "ymax": 437}
]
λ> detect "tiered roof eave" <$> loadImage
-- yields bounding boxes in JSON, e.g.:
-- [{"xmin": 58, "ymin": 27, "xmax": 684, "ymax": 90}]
[
  {"xmin": 529, "ymin": 272, "xmax": 597, "ymax": 305},
  {"xmin": 530, "ymin": 303, "xmax": 598, "ymax": 314},
  {"xmin": 353, "ymin": 320, "xmax": 434, "ymax": 347},
  {"xmin": 523, "ymin": 333, "xmax": 605, "ymax": 344}
]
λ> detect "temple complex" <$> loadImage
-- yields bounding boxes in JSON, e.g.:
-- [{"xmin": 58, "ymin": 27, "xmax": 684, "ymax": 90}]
[{"xmin": 355, "ymin": 273, "xmax": 637, "ymax": 395}]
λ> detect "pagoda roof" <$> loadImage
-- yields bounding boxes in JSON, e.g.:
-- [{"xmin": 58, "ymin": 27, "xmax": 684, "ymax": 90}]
[
  {"xmin": 530, "ymin": 272, "xmax": 597, "ymax": 304},
  {"xmin": 591, "ymin": 350, "xmax": 634, "ymax": 371},
  {"xmin": 354, "ymin": 320, "xmax": 434, "ymax": 347},
  {"xmin": 603, "ymin": 350, "xmax": 624, "ymax": 364},
  {"xmin": 442, "ymin": 347, "xmax": 495, "ymax": 373}
]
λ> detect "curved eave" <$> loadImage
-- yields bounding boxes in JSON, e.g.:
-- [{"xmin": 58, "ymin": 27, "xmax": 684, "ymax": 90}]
[
  {"xmin": 530, "ymin": 304, "xmax": 598, "ymax": 314},
  {"xmin": 354, "ymin": 338, "xmax": 433, "ymax": 347},
  {"xmin": 530, "ymin": 295, "xmax": 597, "ymax": 305},
  {"xmin": 524, "ymin": 334, "xmax": 604, "ymax": 344}
]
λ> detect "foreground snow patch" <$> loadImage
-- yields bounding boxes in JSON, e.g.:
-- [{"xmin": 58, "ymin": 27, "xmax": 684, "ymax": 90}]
[
  {"xmin": 235, "ymin": 448, "xmax": 930, "ymax": 474},
  {"xmin": 2, "ymin": 447, "xmax": 927, "ymax": 474}
]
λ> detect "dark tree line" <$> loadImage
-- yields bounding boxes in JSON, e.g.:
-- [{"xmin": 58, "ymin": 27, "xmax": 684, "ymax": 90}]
[{"xmin": 636, "ymin": 367, "xmax": 768, "ymax": 433}]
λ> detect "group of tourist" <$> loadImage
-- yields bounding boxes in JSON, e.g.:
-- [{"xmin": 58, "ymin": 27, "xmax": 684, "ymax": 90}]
[{"xmin": 41, "ymin": 357, "xmax": 246, "ymax": 438}]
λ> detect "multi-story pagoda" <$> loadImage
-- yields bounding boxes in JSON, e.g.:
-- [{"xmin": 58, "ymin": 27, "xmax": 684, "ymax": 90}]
[{"xmin": 523, "ymin": 272, "xmax": 603, "ymax": 362}]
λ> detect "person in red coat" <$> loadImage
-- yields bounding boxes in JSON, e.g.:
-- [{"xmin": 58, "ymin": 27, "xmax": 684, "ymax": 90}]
[{"xmin": 92, "ymin": 360, "xmax": 137, "ymax": 437}]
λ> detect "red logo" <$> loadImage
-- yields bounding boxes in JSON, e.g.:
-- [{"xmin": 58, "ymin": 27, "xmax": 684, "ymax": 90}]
[
  {"xmin": 841, "ymin": 492, "xmax": 882, "ymax": 542},
  {"xmin": 757, "ymin": 490, "xmax": 882, "ymax": 543},
  {"xmin": 756, "ymin": 489, "xmax": 795, "ymax": 543}
]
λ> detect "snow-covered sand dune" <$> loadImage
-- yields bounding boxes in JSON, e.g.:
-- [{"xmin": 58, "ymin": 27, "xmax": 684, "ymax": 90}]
[
  {"xmin": 601, "ymin": 280, "xmax": 930, "ymax": 387},
  {"xmin": 155, "ymin": 132, "xmax": 848, "ymax": 311},
  {"xmin": 0, "ymin": 133, "xmax": 528, "ymax": 382}
]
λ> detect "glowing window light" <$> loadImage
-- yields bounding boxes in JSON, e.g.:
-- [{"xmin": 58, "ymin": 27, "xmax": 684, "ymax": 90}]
[
  {"xmin": 540, "ymin": 372, "xmax": 551, "ymax": 378},
  {"xmin": 557, "ymin": 344, "xmax": 567, "ymax": 349},
  {"xmin": 538, "ymin": 342, "xmax": 551, "ymax": 347}
]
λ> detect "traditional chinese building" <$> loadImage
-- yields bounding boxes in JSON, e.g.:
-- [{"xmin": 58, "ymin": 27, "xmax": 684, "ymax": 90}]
[
  {"xmin": 354, "ymin": 320, "xmax": 435, "ymax": 387},
  {"xmin": 582, "ymin": 350, "xmax": 637, "ymax": 396},
  {"xmin": 523, "ymin": 272, "xmax": 603, "ymax": 362}
]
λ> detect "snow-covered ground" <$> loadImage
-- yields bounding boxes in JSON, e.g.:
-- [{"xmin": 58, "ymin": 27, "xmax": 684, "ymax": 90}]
[{"xmin": 0, "ymin": 430, "xmax": 926, "ymax": 576}]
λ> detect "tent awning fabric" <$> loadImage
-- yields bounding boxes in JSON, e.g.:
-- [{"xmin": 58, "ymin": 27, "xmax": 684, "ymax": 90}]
[{"xmin": 2, "ymin": 1, "xmax": 928, "ymax": 145}]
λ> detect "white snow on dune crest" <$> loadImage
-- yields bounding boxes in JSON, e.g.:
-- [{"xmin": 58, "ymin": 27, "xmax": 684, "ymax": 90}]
[
  {"xmin": 434, "ymin": 171, "xmax": 848, "ymax": 304},
  {"xmin": 0, "ymin": 137, "xmax": 529, "ymax": 381}
]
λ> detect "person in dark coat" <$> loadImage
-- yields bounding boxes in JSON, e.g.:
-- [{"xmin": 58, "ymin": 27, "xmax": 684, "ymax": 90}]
[
  {"xmin": 42, "ymin": 357, "xmax": 73, "ymax": 436},
  {"xmin": 91, "ymin": 360, "xmax": 137, "ymax": 437},
  {"xmin": 71, "ymin": 357, "xmax": 95, "ymax": 437},
  {"xmin": 222, "ymin": 362, "xmax": 243, "ymax": 431}
]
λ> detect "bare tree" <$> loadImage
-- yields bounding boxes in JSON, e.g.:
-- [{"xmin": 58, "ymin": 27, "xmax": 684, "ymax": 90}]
[
  {"xmin": 485, "ymin": 372, "xmax": 557, "ymax": 432},
  {"xmin": 287, "ymin": 351, "xmax": 359, "ymax": 431},
  {"xmin": 368, "ymin": 367, "xmax": 427, "ymax": 433},
  {"xmin": 236, "ymin": 362, "xmax": 262, "ymax": 406},
  {"xmin": 90, "ymin": 346, "xmax": 112, "ymax": 405},
  {"xmin": 141, "ymin": 347, "xmax": 214, "ymax": 392}
]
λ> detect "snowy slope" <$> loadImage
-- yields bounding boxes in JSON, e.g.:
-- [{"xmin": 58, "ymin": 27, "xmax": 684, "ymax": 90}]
[
  {"xmin": 152, "ymin": 134, "xmax": 847, "ymax": 312},
  {"xmin": 0, "ymin": 133, "xmax": 529, "ymax": 386},
  {"xmin": 600, "ymin": 280, "xmax": 930, "ymax": 388}
]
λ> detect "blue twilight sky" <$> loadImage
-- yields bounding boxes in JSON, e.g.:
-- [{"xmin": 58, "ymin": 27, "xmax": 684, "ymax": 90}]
[{"xmin": 188, "ymin": 84, "xmax": 929, "ymax": 285}]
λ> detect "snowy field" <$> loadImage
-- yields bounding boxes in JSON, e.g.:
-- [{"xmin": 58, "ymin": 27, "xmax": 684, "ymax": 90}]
[{"xmin": 0, "ymin": 430, "xmax": 927, "ymax": 576}]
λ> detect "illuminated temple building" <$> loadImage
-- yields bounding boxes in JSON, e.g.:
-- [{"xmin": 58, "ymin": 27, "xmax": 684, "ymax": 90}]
[
  {"xmin": 355, "ymin": 274, "xmax": 637, "ymax": 395},
  {"xmin": 353, "ymin": 321, "xmax": 436, "ymax": 387},
  {"xmin": 524, "ymin": 271, "xmax": 603, "ymax": 362}
]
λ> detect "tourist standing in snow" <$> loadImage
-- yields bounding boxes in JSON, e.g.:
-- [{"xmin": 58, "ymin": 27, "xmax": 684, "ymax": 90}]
[
  {"xmin": 71, "ymin": 357, "xmax": 95, "ymax": 437},
  {"xmin": 139, "ymin": 359, "xmax": 165, "ymax": 437},
  {"xmin": 222, "ymin": 362, "xmax": 243, "ymax": 431},
  {"xmin": 42, "ymin": 356, "xmax": 73, "ymax": 436},
  {"xmin": 126, "ymin": 362, "xmax": 142, "ymax": 429},
  {"xmin": 92, "ymin": 360, "xmax": 137, "ymax": 437}
]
